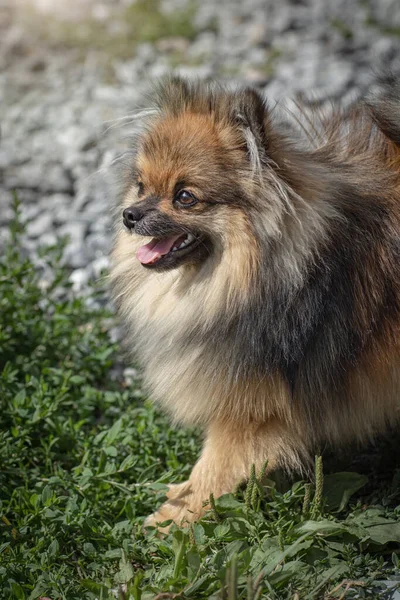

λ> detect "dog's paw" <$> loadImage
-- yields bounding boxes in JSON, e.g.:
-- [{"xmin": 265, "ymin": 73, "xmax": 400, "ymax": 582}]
[
  {"xmin": 143, "ymin": 510, "xmax": 172, "ymax": 534},
  {"xmin": 144, "ymin": 481, "xmax": 205, "ymax": 532}
]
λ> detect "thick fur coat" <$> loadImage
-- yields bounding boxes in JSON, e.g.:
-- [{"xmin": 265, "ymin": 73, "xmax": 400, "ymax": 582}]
[{"xmin": 111, "ymin": 77, "xmax": 400, "ymax": 527}]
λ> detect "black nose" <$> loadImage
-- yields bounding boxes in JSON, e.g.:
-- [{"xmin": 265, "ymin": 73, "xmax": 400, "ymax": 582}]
[{"xmin": 122, "ymin": 206, "xmax": 143, "ymax": 229}]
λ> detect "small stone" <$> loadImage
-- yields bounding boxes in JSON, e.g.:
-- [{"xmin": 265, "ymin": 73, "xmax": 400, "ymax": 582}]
[
  {"xmin": 269, "ymin": 6, "xmax": 293, "ymax": 35},
  {"xmin": 92, "ymin": 255, "xmax": 110, "ymax": 277},
  {"xmin": 44, "ymin": 194, "xmax": 73, "ymax": 225},
  {"xmin": 57, "ymin": 126, "xmax": 97, "ymax": 154},
  {"xmin": 41, "ymin": 165, "xmax": 74, "ymax": 194},
  {"xmin": 0, "ymin": 194, "xmax": 14, "ymax": 225},
  {"xmin": 27, "ymin": 213, "xmax": 53, "ymax": 239},
  {"xmin": 86, "ymin": 232, "xmax": 110, "ymax": 257},
  {"xmin": 245, "ymin": 47, "xmax": 268, "ymax": 67},
  {"xmin": 372, "ymin": 37, "xmax": 397, "ymax": 62},
  {"xmin": 58, "ymin": 222, "xmax": 88, "ymax": 268},
  {"xmin": 187, "ymin": 32, "xmax": 216, "ymax": 60},
  {"xmin": 243, "ymin": 68, "xmax": 270, "ymax": 86},
  {"xmin": 193, "ymin": 4, "xmax": 219, "ymax": 31},
  {"xmin": 2, "ymin": 26, "xmax": 27, "ymax": 58},
  {"xmin": 109, "ymin": 326, "xmax": 123, "ymax": 344},
  {"xmin": 58, "ymin": 221, "xmax": 86, "ymax": 245},
  {"xmin": 123, "ymin": 367, "xmax": 139, "ymax": 386},
  {"xmin": 246, "ymin": 22, "xmax": 268, "ymax": 45},
  {"xmin": 38, "ymin": 232, "xmax": 57, "ymax": 247},
  {"xmin": 0, "ymin": 228, "xmax": 10, "ymax": 250},
  {"xmin": 135, "ymin": 43, "xmax": 156, "ymax": 62},
  {"xmin": 89, "ymin": 214, "xmax": 111, "ymax": 234},
  {"xmin": 63, "ymin": 244, "xmax": 88, "ymax": 269},
  {"xmin": 148, "ymin": 62, "xmax": 171, "ymax": 80},
  {"xmin": 69, "ymin": 268, "xmax": 91, "ymax": 292}
]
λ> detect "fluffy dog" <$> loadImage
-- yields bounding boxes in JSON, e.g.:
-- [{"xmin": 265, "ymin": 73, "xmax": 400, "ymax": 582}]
[{"xmin": 111, "ymin": 76, "xmax": 400, "ymax": 528}]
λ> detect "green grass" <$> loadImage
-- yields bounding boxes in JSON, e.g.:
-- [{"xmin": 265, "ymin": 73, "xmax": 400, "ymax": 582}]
[{"xmin": 1, "ymin": 197, "xmax": 400, "ymax": 599}]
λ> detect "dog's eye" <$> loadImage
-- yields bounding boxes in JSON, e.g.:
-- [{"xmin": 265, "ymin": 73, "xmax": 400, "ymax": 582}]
[
  {"xmin": 137, "ymin": 181, "xmax": 144, "ymax": 196},
  {"xmin": 174, "ymin": 190, "xmax": 198, "ymax": 208}
]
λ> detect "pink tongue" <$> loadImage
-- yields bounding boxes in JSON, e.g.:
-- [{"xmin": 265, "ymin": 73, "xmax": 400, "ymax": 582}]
[{"xmin": 136, "ymin": 234, "xmax": 184, "ymax": 265}]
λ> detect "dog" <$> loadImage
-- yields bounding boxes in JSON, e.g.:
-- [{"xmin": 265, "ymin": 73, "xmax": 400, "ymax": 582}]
[{"xmin": 111, "ymin": 76, "xmax": 400, "ymax": 529}]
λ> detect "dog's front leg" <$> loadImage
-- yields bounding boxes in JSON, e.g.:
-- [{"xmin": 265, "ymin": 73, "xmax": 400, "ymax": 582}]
[{"xmin": 145, "ymin": 418, "xmax": 301, "ymax": 531}]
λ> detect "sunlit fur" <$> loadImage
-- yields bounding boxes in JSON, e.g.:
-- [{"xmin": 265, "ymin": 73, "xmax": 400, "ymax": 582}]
[{"xmin": 111, "ymin": 76, "xmax": 400, "ymax": 528}]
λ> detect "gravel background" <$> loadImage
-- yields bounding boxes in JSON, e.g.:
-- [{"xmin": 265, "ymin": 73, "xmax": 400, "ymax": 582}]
[{"xmin": 1, "ymin": 0, "xmax": 400, "ymax": 292}]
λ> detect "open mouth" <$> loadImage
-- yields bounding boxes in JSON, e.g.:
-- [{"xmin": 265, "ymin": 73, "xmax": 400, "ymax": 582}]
[{"xmin": 136, "ymin": 232, "xmax": 201, "ymax": 266}]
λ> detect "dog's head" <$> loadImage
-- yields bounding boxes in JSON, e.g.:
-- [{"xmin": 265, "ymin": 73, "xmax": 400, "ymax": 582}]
[{"xmin": 120, "ymin": 77, "xmax": 286, "ymax": 272}]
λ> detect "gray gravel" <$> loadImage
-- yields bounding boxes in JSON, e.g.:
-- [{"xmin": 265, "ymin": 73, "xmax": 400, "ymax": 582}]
[{"xmin": 1, "ymin": 0, "xmax": 400, "ymax": 290}]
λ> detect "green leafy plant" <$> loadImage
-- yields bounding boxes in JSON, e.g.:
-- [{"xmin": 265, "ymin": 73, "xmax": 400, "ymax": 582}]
[{"xmin": 1, "ymin": 197, "xmax": 400, "ymax": 599}]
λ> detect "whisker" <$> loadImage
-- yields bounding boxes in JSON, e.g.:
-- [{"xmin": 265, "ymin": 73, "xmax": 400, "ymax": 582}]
[{"xmin": 101, "ymin": 108, "xmax": 160, "ymax": 136}]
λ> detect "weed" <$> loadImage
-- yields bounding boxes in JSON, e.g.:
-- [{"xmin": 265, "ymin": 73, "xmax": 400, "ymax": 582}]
[{"xmin": 1, "ymin": 198, "xmax": 400, "ymax": 598}]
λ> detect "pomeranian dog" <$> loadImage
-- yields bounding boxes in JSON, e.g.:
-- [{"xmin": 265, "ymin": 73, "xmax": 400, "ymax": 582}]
[{"xmin": 111, "ymin": 76, "xmax": 400, "ymax": 529}]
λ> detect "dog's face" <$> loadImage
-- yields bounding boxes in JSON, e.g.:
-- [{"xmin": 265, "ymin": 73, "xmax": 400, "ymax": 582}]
[
  {"xmin": 123, "ymin": 112, "xmax": 252, "ymax": 271},
  {"xmin": 120, "ymin": 80, "xmax": 275, "ymax": 272}
]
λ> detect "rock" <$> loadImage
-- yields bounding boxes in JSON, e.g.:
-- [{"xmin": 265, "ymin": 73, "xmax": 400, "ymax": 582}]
[
  {"xmin": 57, "ymin": 126, "xmax": 97, "ymax": 154},
  {"xmin": 69, "ymin": 268, "xmax": 91, "ymax": 292},
  {"xmin": 0, "ymin": 192, "xmax": 14, "ymax": 225},
  {"xmin": 44, "ymin": 194, "xmax": 75, "ymax": 226},
  {"xmin": 38, "ymin": 232, "xmax": 58, "ymax": 247},
  {"xmin": 2, "ymin": 26, "xmax": 27, "ymax": 58},
  {"xmin": 372, "ymin": 37, "xmax": 398, "ymax": 62},
  {"xmin": 268, "ymin": 6, "xmax": 293, "ymax": 35},
  {"xmin": 245, "ymin": 47, "xmax": 268, "ymax": 67},
  {"xmin": 193, "ymin": 3, "xmax": 219, "ymax": 31},
  {"xmin": 0, "ymin": 227, "xmax": 10, "ymax": 249},
  {"xmin": 58, "ymin": 221, "xmax": 87, "ymax": 246},
  {"xmin": 58, "ymin": 221, "xmax": 88, "ymax": 268},
  {"xmin": 123, "ymin": 367, "xmax": 139, "ymax": 386},
  {"xmin": 187, "ymin": 32, "xmax": 216, "ymax": 60},
  {"xmin": 42, "ymin": 166, "xmax": 74, "ymax": 194},
  {"xmin": 89, "ymin": 214, "xmax": 111, "ymax": 234},
  {"xmin": 109, "ymin": 325, "xmax": 123, "ymax": 344},
  {"xmin": 148, "ymin": 62, "xmax": 171, "ymax": 80},
  {"xmin": 92, "ymin": 255, "xmax": 110, "ymax": 277},
  {"xmin": 243, "ymin": 68, "xmax": 270, "ymax": 86},
  {"xmin": 27, "ymin": 213, "xmax": 53, "ymax": 238},
  {"xmin": 63, "ymin": 244, "xmax": 89, "ymax": 269},
  {"xmin": 86, "ymin": 231, "xmax": 110, "ymax": 257},
  {"xmin": 246, "ymin": 22, "xmax": 269, "ymax": 46}
]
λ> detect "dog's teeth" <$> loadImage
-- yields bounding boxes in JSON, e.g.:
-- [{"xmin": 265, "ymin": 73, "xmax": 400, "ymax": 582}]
[{"xmin": 171, "ymin": 234, "xmax": 195, "ymax": 252}]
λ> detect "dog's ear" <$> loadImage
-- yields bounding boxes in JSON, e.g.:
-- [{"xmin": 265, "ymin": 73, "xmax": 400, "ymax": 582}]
[
  {"xmin": 231, "ymin": 88, "xmax": 267, "ymax": 133},
  {"xmin": 153, "ymin": 76, "xmax": 191, "ymax": 115},
  {"xmin": 228, "ymin": 87, "xmax": 270, "ymax": 171}
]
